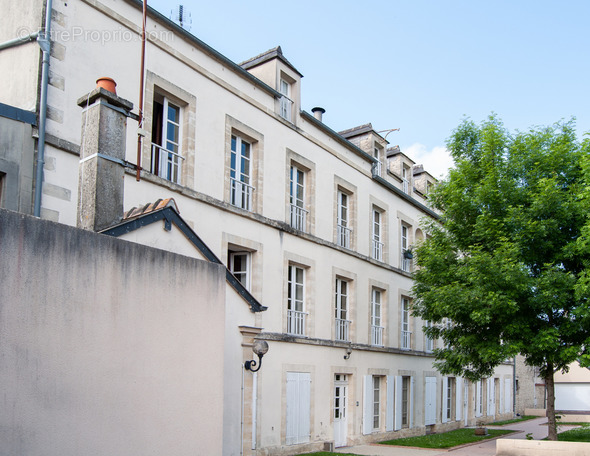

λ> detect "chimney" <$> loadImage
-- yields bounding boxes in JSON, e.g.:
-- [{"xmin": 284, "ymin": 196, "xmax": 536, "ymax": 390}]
[
  {"xmin": 76, "ymin": 81, "xmax": 134, "ymax": 231},
  {"xmin": 311, "ymin": 107, "xmax": 325, "ymax": 122}
]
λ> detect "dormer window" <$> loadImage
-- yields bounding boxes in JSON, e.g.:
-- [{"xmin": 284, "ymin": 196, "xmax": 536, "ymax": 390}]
[
  {"xmin": 402, "ymin": 165, "xmax": 410, "ymax": 194},
  {"xmin": 279, "ymin": 77, "xmax": 293, "ymax": 122}
]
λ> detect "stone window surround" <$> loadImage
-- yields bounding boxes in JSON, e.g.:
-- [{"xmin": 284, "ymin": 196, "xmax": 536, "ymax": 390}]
[
  {"xmin": 224, "ymin": 115, "xmax": 264, "ymax": 214},
  {"xmin": 285, "ymin": 149, "xmax": 316, "ymax": 235},
  {"xmin": 333, "ymin": 176, "xmax": 357, "ymax": 250},
  {"xmin": 283, "ymin": 252, "xmax": 316, "ymax": 337},
  {"xmin": 143, "ymin": 71, "xmax": 197, "ymax": 189}
]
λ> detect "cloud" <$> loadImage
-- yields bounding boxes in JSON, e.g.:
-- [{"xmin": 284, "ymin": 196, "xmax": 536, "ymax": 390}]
[{"xmin": 403, "ymin": 143, "xmax": 454, "ymax": 180}]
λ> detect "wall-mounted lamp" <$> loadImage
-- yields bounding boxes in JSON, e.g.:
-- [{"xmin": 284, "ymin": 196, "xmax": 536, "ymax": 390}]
[
  {"xmin": 245, "ymin": 339, "xmax": 269, "ymax": 372},
  {"xmin": 344, "ymin": 347, "xmax": 352, "ymax": 360}
]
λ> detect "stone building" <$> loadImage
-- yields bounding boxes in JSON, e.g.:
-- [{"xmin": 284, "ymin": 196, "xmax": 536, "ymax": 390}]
[{"xmin": 0, "ymin": 0, "xmax": 514, "ymax": 454}]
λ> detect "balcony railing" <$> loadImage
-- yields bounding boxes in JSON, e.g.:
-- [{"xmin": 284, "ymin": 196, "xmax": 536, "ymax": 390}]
[
  {"xmin": 371, "ymin": 325, "xmax": 384, "ymax": 346},
  {"xmin": 337, "ymin": 224, "xmax": 352, "ymax": 249},
  {"xmin": 280, "ymin": 96, "xmax": 293, "ymax": 122},
  {"xmin": 372, "ymin": 160, "xmax": 382, "ymax": 177},
  {"xmin": 290, "ymin": 204, "xmax": 308, "ymax": 232},
  {"xmin": 401, "ymin": 330, "xmax": 412, "ymax": 350},
  {"xmin": 287, "ymin": 309, "xmax": 307, "ymax": 336},
  {"xmin": 335, "ymin": 318, "xmax": 351, "ymax": 342},
  {"xmin": 151, "ymin": 143, "xmax": 184, "ymax": 184},
  {"xmin": 400, "ymin": 254, "xmax": 412, "ymax": 272},
  {"xmin": 230, "ymin": 178, "xmax": 255, "ymax": 211},
  {"xmin": 425, "ymin": 337, "xmax": 434, "ymax": 352},
  {"xmin": 372, "ymin": 239, "xmax": 383, "ymax": 261},
  {"xmin": 402, "ymin": 178, "xmax": 409, "ymax": 194}
]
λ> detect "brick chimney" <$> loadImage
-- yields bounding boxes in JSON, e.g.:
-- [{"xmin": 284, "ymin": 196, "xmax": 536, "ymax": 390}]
[{"xmin": 76, "ymin": 84, "xmax": 133, "ymax": 231}]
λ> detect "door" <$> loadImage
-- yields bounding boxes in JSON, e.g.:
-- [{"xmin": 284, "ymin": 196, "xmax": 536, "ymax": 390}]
[{"xmin": 334, "ymin": 374, "xmax": 348, "ymax": 448}]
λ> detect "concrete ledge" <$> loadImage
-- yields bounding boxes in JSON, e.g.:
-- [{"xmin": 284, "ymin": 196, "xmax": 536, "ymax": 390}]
[
  {"xmin": 497, "ymin": 439, "xmax": 590, "ymax": 455},
  {"xmin": 525, "ymin": 409, "xmax": 590, "ymax": 422}
]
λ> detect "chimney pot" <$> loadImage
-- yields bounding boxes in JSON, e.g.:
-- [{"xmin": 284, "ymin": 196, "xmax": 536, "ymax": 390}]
[{"xmin": 311, "ymin": 107, "xmax": 325, "ymax": 122}]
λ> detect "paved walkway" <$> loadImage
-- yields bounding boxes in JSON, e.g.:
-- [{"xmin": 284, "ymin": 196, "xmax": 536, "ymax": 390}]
[{"xmin": 334, "ymin": 417, "xmax": 580, "ymax": 456}]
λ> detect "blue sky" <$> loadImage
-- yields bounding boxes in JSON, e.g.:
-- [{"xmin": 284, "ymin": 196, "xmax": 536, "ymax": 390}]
[{"xmin": 148, "ymin": 0, "xmax": 590, "ymax": 178}]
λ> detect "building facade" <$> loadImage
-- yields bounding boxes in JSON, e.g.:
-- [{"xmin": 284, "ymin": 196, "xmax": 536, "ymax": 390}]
[{"xmin": 0, "ymin": 1, "xmax": 514, "ymax": 454}]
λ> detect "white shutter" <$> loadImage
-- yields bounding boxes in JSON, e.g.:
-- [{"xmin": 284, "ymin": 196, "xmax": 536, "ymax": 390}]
[
  {"xmin": 363, "ymin": 375, "xmax": 373, "ymax": 435},
  {"xmin": 487, "ymin": 379, "xmax": 493, "ymax": 416},
  {"xmin": 475, "ymin": 380, "xmax": 482, "ymax": 417},
  {"xmin": 386, "ymin": 376, "xmax": 394, "ymax": 431},
  {"xmin": 409, "ymin": 376, "xmax": 415, "ymax": 428},
  {"xmin": 424, "ymin": 377, "xmax": 436, "ymax": 425},
  {"xmin": 441, "ymin": 377, "xmax": 448, "ymax": 423},
  {"xmin": 455, "ymin": 378, "xmax": 463, "ymax": 422},
  {"xmin": 286, "ymin": 372, "xmax": 311, "ymax": 445},
  {"xmin": 499, "ymin": 377, "xmax": 504, "ymax": 414},
  {"xmin": 394, "ymin": 376, "xmax": 402, "ymax": 430},
  {"xmin": 504, "ymin": 378, "xmax": 512, "ymax": 413}
]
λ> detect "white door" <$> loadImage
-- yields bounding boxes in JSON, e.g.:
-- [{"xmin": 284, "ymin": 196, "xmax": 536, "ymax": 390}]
[
  {"xmin": 424, "ymin": 377, "xmax": 437, "ymax": 425},
  {"xmin": 286, "ymin": 372, "xmax": 311, "ymax": 445},
  {"xmin": 334, "ymin": 374, "xmax": 348, "ymax": 447}
]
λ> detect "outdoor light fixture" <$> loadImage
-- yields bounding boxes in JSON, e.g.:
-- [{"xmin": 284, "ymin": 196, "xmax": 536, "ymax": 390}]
[
  {"xmin": 245, "ymin": 339, "xmax": 269, "ymax": 372},
  {"xmin": 344, "ymin": 347, "xmax": 352, "ymax": 360}
]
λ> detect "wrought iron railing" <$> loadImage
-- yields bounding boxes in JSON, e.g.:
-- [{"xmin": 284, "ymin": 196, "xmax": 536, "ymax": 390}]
[{"xmin": 230, "ymin": 177, "xmax": 255, "ymax": 211}]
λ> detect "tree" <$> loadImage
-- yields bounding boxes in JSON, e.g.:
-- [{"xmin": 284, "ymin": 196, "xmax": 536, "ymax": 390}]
[{"xmin": 412, "ymin": 116, "xmax": 590, "ymax": 440}]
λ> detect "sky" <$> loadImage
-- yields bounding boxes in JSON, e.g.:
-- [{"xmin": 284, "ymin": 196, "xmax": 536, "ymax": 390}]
[{"xmin": 148, "ymin": 0, "xmax": 590, "ymax": 179}]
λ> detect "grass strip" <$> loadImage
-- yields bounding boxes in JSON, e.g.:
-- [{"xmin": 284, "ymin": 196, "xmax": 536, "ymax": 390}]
[
  {"xmin": 557, "ymin": 425, "xmax": 590, "ymax": 442},
  {"xmin": 379, "ymin": 428, "xmax": 515, "ymax": 448},
  {"xmin": 492, "ymin": 415, "xmax": 538, "ymax": 426}
]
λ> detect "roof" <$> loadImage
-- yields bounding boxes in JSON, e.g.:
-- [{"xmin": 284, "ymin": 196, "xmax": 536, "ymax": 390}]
[
  {"xmin": 101, "ymin": 198, "xmax": 266, "ymax": 313},
  {"xmin": 240, "ymin": 46, "xmax": 304, "ymax": 78},
  {"xmin": 339, "ymin": 123, "xmax": 374, "ymax": 139}
]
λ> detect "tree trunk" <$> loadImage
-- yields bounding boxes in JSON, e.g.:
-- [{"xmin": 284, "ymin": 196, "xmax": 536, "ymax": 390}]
[{"xmin": 545, "ymin": 366, "xmax": 557, "ymax": 441}]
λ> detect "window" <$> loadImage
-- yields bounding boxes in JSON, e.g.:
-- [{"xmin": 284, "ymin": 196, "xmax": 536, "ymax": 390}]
[
  {"xmin": 402, "ymin": 164, "xmax": 410, "ymax": 194},
  {"xmin": 290, "ymin": 165, "xmax": 308, "ymax": 231},
  {"xmin": 335, "ymin": 278, "xmax": 350, "ymax": 342},
  {"xmin": 151, "ymin": 95, "xmax": 183, "ymax": 183},
  {"xmin": 443, "ymin": 377, "xmax": 456, "ymax": 422},
  {"xmin": 0, "ymin": 172, "xmax": 5, "ymax": 208},
  {"xmin": 279, "ymin": 78, "xmax": 293, "ymax": 122},
  {"xmin": 228, "ymin": 251, "xmax": 250, "ymax": 290},
  {"xmin": 337, "ymin": 191, "xmax": 351, "ymax": 248},
  {"xmin": 371, "ymin": 289, "xmax": 383, "ymax": 346},
  {"xmin": 400, "ymin": 224, "xmax": 411, "ymax": 272},
  {"xmin": 372, "ymin": 376, "xmax": 381, "ymax": 429},
  {"xmin": 372, "ymin": 146, "xmax": 382, "ymax": 177},
  {"xmin": 230, "ymin": 134, "xmax": 254, "ymax": 211},
  {"xmin": 424, "ymin": 320, "xmax": 434, "ymax": 352},
  {"xmin": 372, "ymin": 209, "xmax": 383, "ymax": 261},
  {"xmin": 475, "ymin": 380, "xmax": 483, "ymax": 417},
  {"xmin": 401, "ymin": 297, "xmax": 411, "ymax": 350},
  {"xmin": 286, "ymin": 372, "xmax": 311, "ymax": 445},
  {"xmin": 401, "ymin": 376, "xmax": 410, "ymax": 428},
  {"xmin": 287, "ymin": 265, "xmax": 306, "ymax": 336}
]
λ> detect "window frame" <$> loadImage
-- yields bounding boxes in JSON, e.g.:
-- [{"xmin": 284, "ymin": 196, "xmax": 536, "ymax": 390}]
[
  {"xmin": 228, "ymin": 250, "xmax": 251, "ymax": 291},
  {"xmin": 287, "ymin": 264, "xmax": 306, "ymax": 336},
  {"xmin": 372, "ymin": 208, "xmax": 383, "ymax": 261},
  {"xmin": 370, "ymin": 288, "xmax": 384, "ymax": 346},
  {"xmin": 289, "ymin": 164, "xmax": 308, "ymax": 231},
  {"xmin": 401, "ymin": 297, "xmax": 411, "ymax": 350},
  {"xmin": 335, "ymin": 277, "xmax": 350, "ymax": 342}
]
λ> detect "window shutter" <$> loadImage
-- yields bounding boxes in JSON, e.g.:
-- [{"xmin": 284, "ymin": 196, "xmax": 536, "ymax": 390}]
[
  {"xmin": 441, "ymin": 377, "xmax": 448, "ymax": 423},
  {"xmin": 475, "ymin": 380, "xmax": 482, "ymax": 417},
  {"xmin": 499, "ymin": 377, "xmax": 504, "ymax": 414},
  {"xmin": 394, "ymin": 376, "xmax": 402, "ymax": 431},
  {"xmin": 455, "ymin": 378, "xmax": 463, "ymax": 422},
  {"xmin": 362, "ymin": 375, "xmax": 373, "ymax": 435},
  {"xmin": 286, "ymin": 372, "xmax": 311, "ymax": 445},
  {"xmin": 487, "ymin": 379, "xmax": 493, "ymax": 416},
  {"xmin": 424, "ymin": 376, "xmax": 436, "ymax": 425},
  {"xmin": 386, "ymin": 376, "xmax": 394, "ymax": 431},
  {"xmin": 504, "ymin": 378, "xmax": 512, "ymax": 413},
  {"xmin": 409, "ymin": 376, "xmax": 414, "ymax": 428}
]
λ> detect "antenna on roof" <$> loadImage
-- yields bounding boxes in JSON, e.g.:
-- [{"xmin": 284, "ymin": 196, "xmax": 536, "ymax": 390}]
[
  {"xmin": 377, "ymin": 128, "xmax": 400, "ymax": 140},
  {"xmin": 170, "ymin": 4, "xmax": 192, "ymax": 31}
]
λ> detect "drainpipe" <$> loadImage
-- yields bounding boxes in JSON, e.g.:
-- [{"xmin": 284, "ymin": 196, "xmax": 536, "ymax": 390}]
[
  {"xmin": 33, "ymin": 0, "xmax": 53, "ymax": 217},
  {"xmin": 0, "ymin": 32, "xmax": 39, "ymax": 51}
]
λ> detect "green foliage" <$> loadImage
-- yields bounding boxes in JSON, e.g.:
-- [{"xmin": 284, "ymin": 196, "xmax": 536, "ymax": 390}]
[
  {"xmin": 556, "ymin": 424, "xmax": 590, "ymax": 442},
  {"xmin": 379, "ymin": 428, "xmax": 514, "ymax": 448},
  {"xmin": 412, "ymin": 115, "xmax": 590, "ymax": 382}
]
